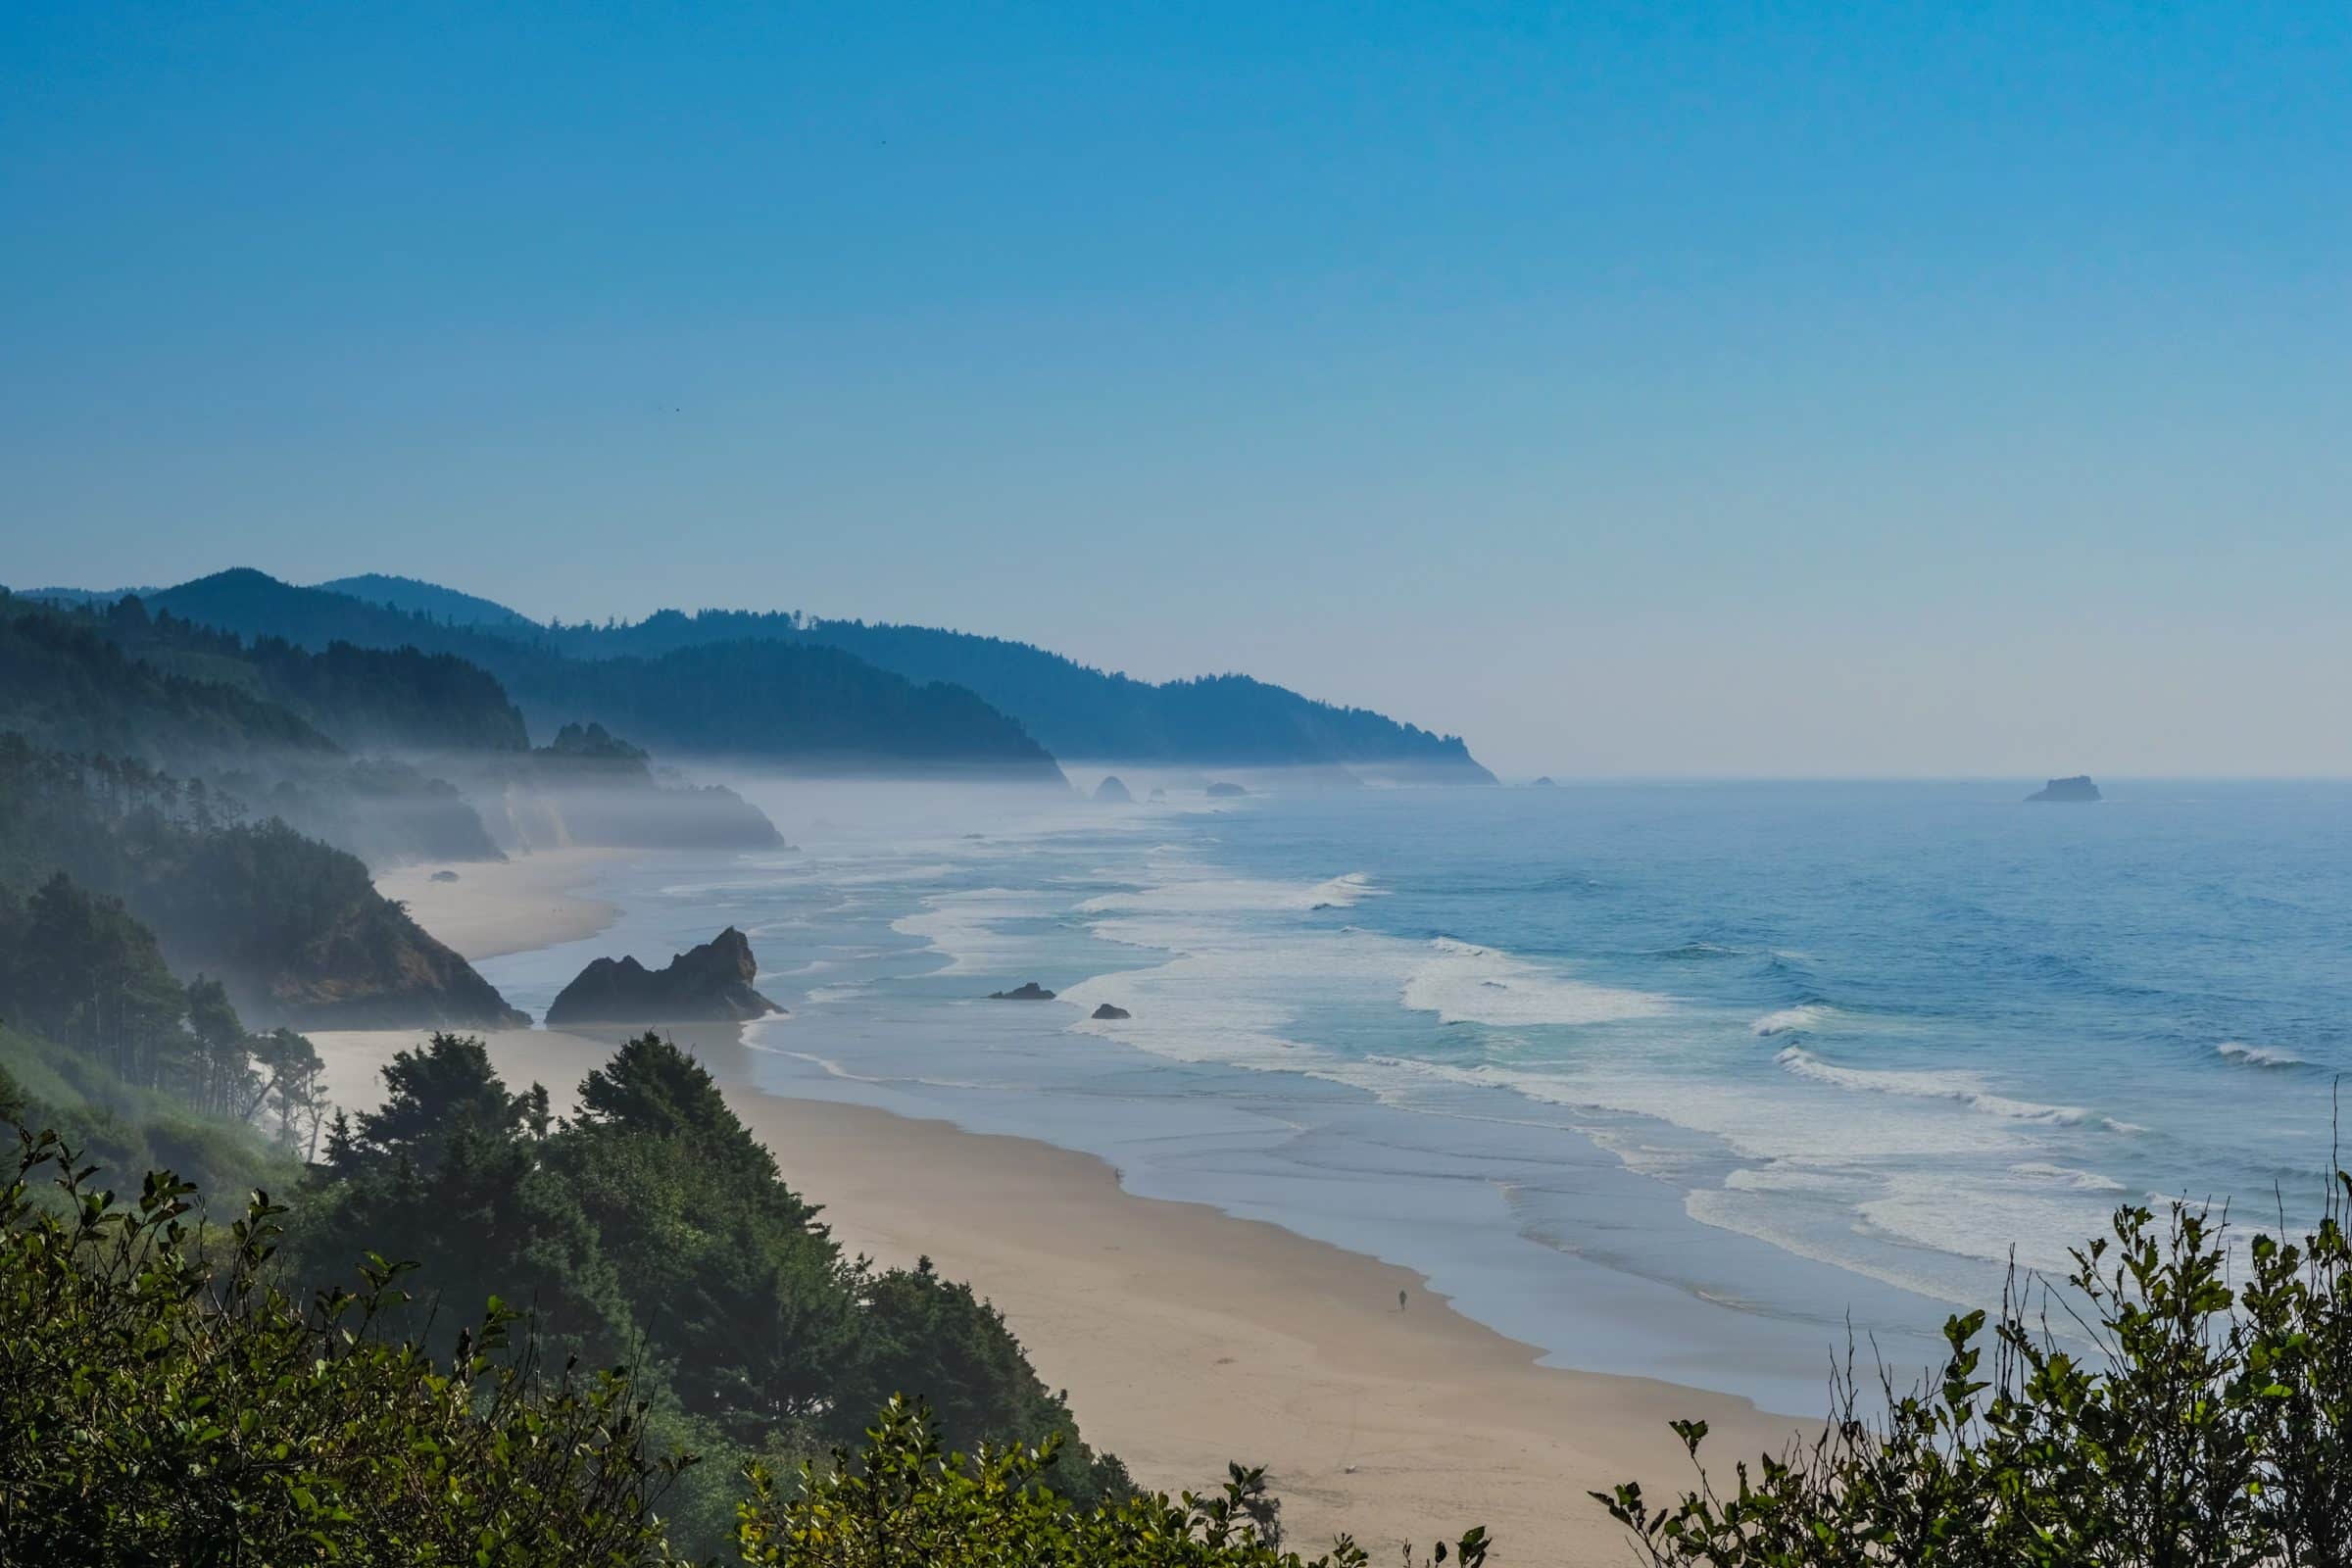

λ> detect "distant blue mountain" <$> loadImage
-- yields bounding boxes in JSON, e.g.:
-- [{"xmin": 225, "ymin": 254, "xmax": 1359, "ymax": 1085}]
[
  {"xmin": 23, "ymin": 585, "xmax": 160, "ymax": 607},
  {"xmin": 128, "ymin": 571, "xmax": 1062, "ymax": 778},
  {"xmin": 316, "ymin": 573, "xmax": 536, "ymax": 630},
  {"xmin": 31, "ymin": 569, "xmax": 1495, "ymax": 779},
  {"xmin": 445, "ymin": 597, "xmax": 1494, "ymax": 780}
]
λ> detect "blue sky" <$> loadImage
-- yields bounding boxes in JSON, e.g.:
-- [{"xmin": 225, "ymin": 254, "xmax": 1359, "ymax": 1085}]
[{"xmin": 5, "ymin": 3, "xmax": 2346, "ymax": 776}]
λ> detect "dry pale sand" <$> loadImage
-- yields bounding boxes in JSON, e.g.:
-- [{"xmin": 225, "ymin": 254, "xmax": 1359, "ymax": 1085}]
[
  {"xmin": 374, "ymin": 847, "xmax": 623, "ymax": 961},
  {"xmin": 310, "ymin": 1025, "xmax": 1806, "ymax": 1566}
]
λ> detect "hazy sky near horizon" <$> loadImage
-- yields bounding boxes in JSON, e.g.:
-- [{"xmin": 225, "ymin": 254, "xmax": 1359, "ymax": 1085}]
[{"xmin": 6, "ymin": 4, "xmax": 2348, "ymax": 778}]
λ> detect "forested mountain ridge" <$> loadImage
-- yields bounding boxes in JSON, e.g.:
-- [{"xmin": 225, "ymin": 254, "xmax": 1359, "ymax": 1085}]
[
  {"xmin": 317, "ymin": 571, "xmax": 537, "ymax": 629},
  {"xmin": 0, "ymin": 594, "xmax": 509, "ymax": 864},
  {"xmin": 119, "ymin": 570, "xmax": 1064, "ymax": 778},
  {"xmin": 321, "ymin": 584, "xmax": 1494, "ymax": 778},
  {"xmin": 1, "ymin": 595, "xmax": 336, "ymax": 764}
]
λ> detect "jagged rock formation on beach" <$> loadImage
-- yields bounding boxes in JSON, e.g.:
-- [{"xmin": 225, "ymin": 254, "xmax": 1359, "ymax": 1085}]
[
  {"xmin": 545, "ymin": 927, "xmax": 781, "ymax": 1024},
  {"xmin": 988, "ymin": 981, "xmax": 1054, "ymax": 1001},
  {"xmin": 1091, "ymin": 1003, "xmax": 1131, "ymax": 1020},
  {"xmin": 2028, "ymin": 776, "xmax": 2102, "ymax": 803}
]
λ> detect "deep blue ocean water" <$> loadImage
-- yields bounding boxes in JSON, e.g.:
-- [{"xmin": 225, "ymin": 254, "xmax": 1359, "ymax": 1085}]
[{"xmin": 479, "ymin": 778, "xmax": 2352, "ymax": 1413}]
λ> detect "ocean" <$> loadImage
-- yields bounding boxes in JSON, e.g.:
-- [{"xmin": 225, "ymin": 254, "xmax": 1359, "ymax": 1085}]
[{"xmin": 473, "ymin": 778, "xmax": 2352, "ymax": 1416}]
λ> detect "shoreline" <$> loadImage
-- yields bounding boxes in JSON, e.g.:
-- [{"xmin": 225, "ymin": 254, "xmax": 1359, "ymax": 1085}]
[
  {"xmin": 375, "ymin": 847, "xmax": 625, "ymax": 962},
  {"xmin": 309, "ymin": 1023, "xmax": 1806, "ymax": 1564}
]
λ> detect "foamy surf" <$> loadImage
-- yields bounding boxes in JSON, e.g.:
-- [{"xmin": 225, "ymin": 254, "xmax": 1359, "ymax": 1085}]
[
  {"xmin": 1750, "ymin": 1004, "xmax": 1831, "ymax": 1037},
  {"xmin": 1401, "ymin": 938, "xmax": 1670, "ymax": 1028},
  {"xmin": 1077, "ymin": 870, "xmax": 1382, "ymax": 915},
  {"xmin": 1774, "ymin": 1047, "xmax": 2096, "ymax": 1127},
  {"xmin": 2218, "ymin": 1041, "xmax": 2305, "ymax": 1068}
]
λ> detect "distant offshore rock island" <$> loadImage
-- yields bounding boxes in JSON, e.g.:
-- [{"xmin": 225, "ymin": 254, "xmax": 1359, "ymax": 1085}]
[
  {"xmin": 545, "ymin": 927, "xmax": 782, "ymax": 1024},
  {"xmin": 2028, "ymin": 775, "xmax": 2102, "ymax": 803}
]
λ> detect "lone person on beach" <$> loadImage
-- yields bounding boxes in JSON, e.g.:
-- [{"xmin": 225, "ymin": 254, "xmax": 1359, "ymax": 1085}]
[{"xmin": 1397, "ymin": 1289, "xmax": 1407, "ymax": 1312}]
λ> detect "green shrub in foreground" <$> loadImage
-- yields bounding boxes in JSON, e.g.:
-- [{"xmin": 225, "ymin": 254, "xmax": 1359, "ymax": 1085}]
[
  {"xmin": 0, "ymin": 1130, "xmax": 689, "ymax": 1566},
  {"xmin": 0, "ymin": 1129, "xmax": 1487, "ymax": 1567},
  {"xmin": 1601, "ymin": 1174, "xmax": 2352, "ymax": 1566},
  {"xmin": 736, "ymin": 1396, "xmax": 1489, "ymax": 1568}
]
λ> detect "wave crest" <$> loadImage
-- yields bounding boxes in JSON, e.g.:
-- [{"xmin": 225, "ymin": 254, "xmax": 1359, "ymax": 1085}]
[
  {"xmin": 1775, "ymin": 1046, "xmax": 2092, "ymax": 1126},
  {"xmin": 2218, "ymin": 1041, "xmax": 2305, "ymax": 1069}
]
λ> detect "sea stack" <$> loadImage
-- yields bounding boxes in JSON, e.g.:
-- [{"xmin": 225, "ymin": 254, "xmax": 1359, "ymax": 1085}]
[
  {"xmin": 545, "ymin": 927, "xmax": 782, "ymax": 1024},
  {"xmin": 1091, "ymin": 1003, "xmax": 1131, "ymax": 1020},
  {"xmin": 2027, "ymin": 776, "xmax": 2102, "ymax": 803},
  {"xmin": 1094, "ymin": 774, "xmax": 1133, "ymax": 803},
  {"xmin": 988, "ymin": 981, "xmax": 1056, "ymax": 1001}
]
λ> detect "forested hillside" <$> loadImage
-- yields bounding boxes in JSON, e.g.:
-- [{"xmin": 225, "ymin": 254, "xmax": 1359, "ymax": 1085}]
[
  {"xmin": 0, "ymin": 737, "xmax": 524, "ymax": 1029},
  {"xmin": 130, "ymin": 571, "xmax": 1064, "ymax": 777},
  {"xmin": 317, "ymin": 579, "xmax": 1494, "ymax": 777}
]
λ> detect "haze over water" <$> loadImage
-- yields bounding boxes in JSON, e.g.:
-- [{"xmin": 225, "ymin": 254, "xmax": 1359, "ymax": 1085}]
[{"xmin": 473, "ymin": 776, "xmax": 2352, "ymax": 1414}]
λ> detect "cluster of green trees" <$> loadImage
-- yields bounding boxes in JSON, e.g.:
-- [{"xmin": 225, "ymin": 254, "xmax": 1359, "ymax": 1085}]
[
  {"xmin": 74, "ymin": 592, "xmax": 532, "ymax": 755},
  {"xmin": 0, "ymin": 875, "xmax": 319, "ymax": 1200},
  {"xmin": 0, "ymin": 872, "xmax": 319, "ymax": 1127},
  {"xmin": 0, "ymin": 591, "xmax": 333, "ymax": 764},
  {"xmin": 283, "ymin": 1031, "xmax": 1130, "ymax": 1554}
]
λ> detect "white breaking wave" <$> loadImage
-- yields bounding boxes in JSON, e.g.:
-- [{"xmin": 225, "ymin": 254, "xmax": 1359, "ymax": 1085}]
[
  {"xmin": 1775, "ymin": 1047, "xmax": 2092, "ymax": 1127},
  {"xmin": 1400, "ymin": 938, "xmax": 1669, "ymax": 1028},
  {"xmin": 1750, "ymin": 1004, "xmax": 1830, "ymax": 1037},
  {"xmin": 2009, "ymin": 1161, "xmax": 2128, "ymax": 1193},
  {"xmin": 890, "ymin": 887, "xmax": 1050, "ymax": 975},
  {"xmin": 2218, "ymin": 1041, "xmax": 2305, "ymax": 1068},
  {"xmin": 1077, "ymin": 871, "xmax": 1381, "ymax": 915}
]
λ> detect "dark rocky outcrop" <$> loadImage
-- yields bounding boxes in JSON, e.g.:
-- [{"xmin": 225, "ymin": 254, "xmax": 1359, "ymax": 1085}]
[
  {"xmin": 1204, "ymin": 781, "xmax": 1248, "ymax": 798},
  {"xmin": 1091, "ymin": 1003, "xmax": 1131, "ymax": 1020},
  {"xmin": 2028, "ymin": 776, "xmax": 2102, "ymax": 803},
  {"xmin": 1093, "ymin": 775, "xmax": 1133, "ymax": 804},
  {"xmin": 430, "ymin": 869, "xmax": 461, "ymax": 883},
  {"xmin": 546, "ymin": 927, "xmax": 781, "ymax": 1024},
  {"xmin": 988, "ymin": 981, "xmax": 1055, "ymax": 1001},
  {"xmin": 1531, "ymin": 776, "xmax": 1558, "ymax": 788}
]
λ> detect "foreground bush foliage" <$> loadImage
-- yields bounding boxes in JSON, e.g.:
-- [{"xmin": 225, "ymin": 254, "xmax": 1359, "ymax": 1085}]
[
  {"xmin": 0, "ymin": 1131, "xmax": 687, "ymax": 1565},
  {"xmin": 1602, "ymin": 1174, "xmax": 2352, "ymax": 1566},
  {"xmin": 0, "ymin": 1131, "xmax": 1487, "ymax": 1566},
  {"xmin": 735, "ymin": 1396, "xmax": 1489, "ymax": 1568}
]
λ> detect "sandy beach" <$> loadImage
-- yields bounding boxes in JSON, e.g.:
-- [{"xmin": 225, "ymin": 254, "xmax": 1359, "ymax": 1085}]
[
  {"xmin": 375, "ymin": 847, "xmax": 624, "ymax": 961},
  {"xmin": 310, "ymin": 1023, "xmax": 1805, "ymax": 1565}
]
